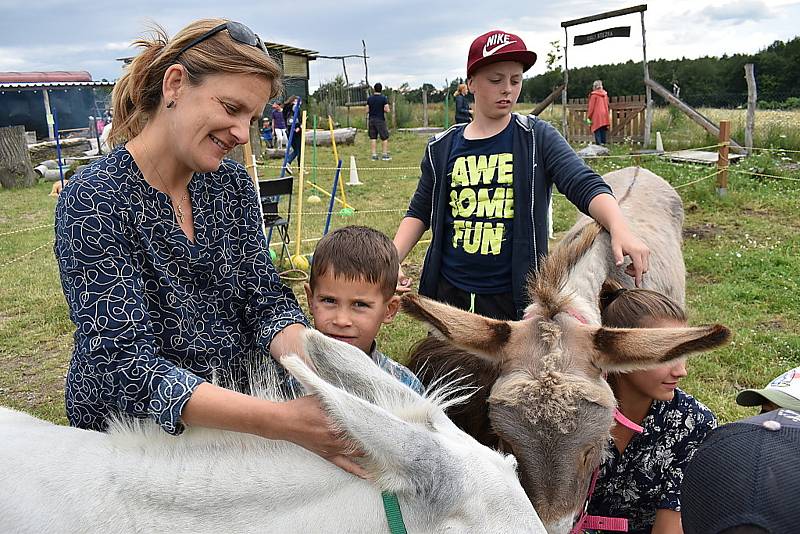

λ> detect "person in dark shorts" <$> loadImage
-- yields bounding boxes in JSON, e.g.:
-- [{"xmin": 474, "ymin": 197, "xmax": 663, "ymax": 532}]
[{"xmin": 367, "ymin": 83, "xmax": 391, "ymax": 160}]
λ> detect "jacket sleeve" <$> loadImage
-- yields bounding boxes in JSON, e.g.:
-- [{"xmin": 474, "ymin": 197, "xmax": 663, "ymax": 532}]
[
  {"xmin": 537, "ymin": 120, "xmax": 613, "ymax": 215},
  {"xmin": 234, "ymin": 164, "xmax": 309, "ymax": 352},
  {"xmin": 55, "ymin": 177, "xmax": 203, "ymax": 435},
  {"xmin": 405, "ymin": 141, "xmax": 436, "ymax": 228},
  {"xmin": 587, "ymin": 94, "xmax": 596, "ymax": 121}
]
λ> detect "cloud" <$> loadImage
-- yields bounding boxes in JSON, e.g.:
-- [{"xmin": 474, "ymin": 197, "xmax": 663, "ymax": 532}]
[{"xmin": 699, "ymin": 0, "xmax": 775, "ymax": 24}]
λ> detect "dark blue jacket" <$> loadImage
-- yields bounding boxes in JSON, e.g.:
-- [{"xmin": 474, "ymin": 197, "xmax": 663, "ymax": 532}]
[
  {"xmin": 406, "ymin": 113, "xmax": 613, "ymax": 318},
  {"xmin": 455, "ymin": 94, "xmax": 471, "ymax": 123}
]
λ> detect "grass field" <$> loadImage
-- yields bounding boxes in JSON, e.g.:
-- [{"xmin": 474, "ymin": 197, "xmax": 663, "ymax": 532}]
[{"xmin": 1, "ymin": 115, "xmax": 798, "ymax": 427}]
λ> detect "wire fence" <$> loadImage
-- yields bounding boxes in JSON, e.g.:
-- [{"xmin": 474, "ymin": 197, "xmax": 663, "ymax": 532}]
[{"xmin": 2, "ymin": 141, "xmax": 798, "ymax": 273}]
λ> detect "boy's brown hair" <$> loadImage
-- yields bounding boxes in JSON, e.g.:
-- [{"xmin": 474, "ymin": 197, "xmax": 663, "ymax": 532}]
[
  {"xmin": 310, "ymin": 226, "xmax": 399, "ymax": 299},
  {"xmin": 599, "ymin": 279, "xmax": 686, "ymax": 328}
]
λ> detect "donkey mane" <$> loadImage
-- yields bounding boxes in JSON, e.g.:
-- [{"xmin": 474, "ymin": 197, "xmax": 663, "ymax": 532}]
[{"xmin": 529, "ymin": 222, "xmax": 603, "ymax": 319}]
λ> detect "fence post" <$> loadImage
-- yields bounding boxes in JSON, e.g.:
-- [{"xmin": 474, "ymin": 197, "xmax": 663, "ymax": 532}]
[
  {"xmin": 422, "ymin": 89, "xmax": 429, "ymax": 128},
  {"xmin": 744, "ymin": 64, "xmax": 757, "ymax": 155},
  {"xmin": 717, "ymin": 119, "xmax": 730, "ymax": 197},
  {"xmin": 391, "ymin": 92, "xmax": 397, "ymax": 130}
]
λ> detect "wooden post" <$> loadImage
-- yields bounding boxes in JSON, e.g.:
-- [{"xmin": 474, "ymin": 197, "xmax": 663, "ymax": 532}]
[
  {"xmin": 422, "ymin": 89, "xmax": 429, "ymax": 128},
  {"xmin": 0, "ymin": 125, "xmax": 37, "ymax": 188},
  {"xmin": 645, "ymin": 78, "xmax": 746, "ymax": 153},
  {"xmin": 562, "ymin": 27, "xmax": 569, "ymax": 139},
  {"xmin": 42, "ymin": 90, "xmax": 55, "ymax": 139},
  {"xmin": 530, "ymin": 84, "xmax": 566, "ymax": 116},
  {"xmin": 391, "ymin": 92, "xmax": 397, "ymax": 130},
  {"xmin": 717, "ymin": 120, "xmax": 730, "ymax": 197},
  {"xmin": 744, "ymin": 64, "xmax": 757, "ymax": 155},
  {"xmin": 641, "ymin": 11, "xmax": 653, "ymax": 148}
]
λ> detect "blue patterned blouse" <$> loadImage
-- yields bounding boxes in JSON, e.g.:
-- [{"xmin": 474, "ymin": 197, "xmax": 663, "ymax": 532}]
[
  {"xmin": 55, "ymin": 146, "xmax": 307, "ymax": 435},
  {"xmin": 586, "ymin": 388, "xmax": 717, "ymax": 534}
]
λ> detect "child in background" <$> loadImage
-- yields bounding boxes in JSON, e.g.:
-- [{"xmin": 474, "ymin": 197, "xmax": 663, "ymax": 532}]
[
  {"xmin": 261, "ymin": 118, "xmax": 273, "ymax": 148},
  {"xmin": 736, "ymin": 365, "xmax": 800, "ymax": 414},
  {"xmin": 305, "ymin": 226, "xmax": 423, "ymax": 394},
  {"xmin": 586, "ymin": 280, "xmax": 717, "ymax": 534}
]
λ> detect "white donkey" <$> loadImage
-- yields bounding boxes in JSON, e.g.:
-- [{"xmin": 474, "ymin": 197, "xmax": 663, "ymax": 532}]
[{"xmin": 0, "ymin": 330, "xmax": 545, "ymax": 534}]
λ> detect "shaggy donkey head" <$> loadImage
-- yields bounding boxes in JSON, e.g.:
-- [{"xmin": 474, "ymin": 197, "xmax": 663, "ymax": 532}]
[{"xmin": 401, "ymin": 294, "xmax": 729, "ymax": 533}]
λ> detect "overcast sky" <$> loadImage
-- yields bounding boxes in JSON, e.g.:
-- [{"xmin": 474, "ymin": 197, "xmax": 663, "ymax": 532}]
[{"xmin": 1, "ymin": 0, "xmax": 798, "ymax": 90}]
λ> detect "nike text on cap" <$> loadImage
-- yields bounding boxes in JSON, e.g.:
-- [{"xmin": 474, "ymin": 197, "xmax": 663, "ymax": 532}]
[{"xmin": 467, "ymin": 30, "xmax": 537, "ymax": 77}]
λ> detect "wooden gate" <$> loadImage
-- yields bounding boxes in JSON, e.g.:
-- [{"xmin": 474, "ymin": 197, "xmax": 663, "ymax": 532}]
[{"xmin": 565, "ymin": 95, "xmax": 646, "ymax": 143}]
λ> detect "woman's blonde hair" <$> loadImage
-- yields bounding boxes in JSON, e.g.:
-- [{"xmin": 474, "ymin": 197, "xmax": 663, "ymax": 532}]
[
  {"xmin": 110, "ymin": 19, "xmax": 283, "ymax": 145},
  {"xmin": 592, "ymin": 80, "xmax": 603, "ymax": 91},
  {"xmin": 454, "ymin": 83, "xmax": 468, "ymax": 97}
]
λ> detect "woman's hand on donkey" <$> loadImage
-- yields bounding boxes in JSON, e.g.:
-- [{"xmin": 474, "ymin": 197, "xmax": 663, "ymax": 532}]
[{"xmin": 275, "ymin": 395, "xmax": 368, "ymax": 478}]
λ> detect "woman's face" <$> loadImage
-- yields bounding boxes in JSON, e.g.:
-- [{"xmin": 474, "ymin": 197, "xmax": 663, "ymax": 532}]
[
  {"xmin": 168, "ymin": 71, "xmax": 271, "ymax": 173},
  {"xmin": 467, "ymin": 61, "xmax": 523, "ymax": 120}
]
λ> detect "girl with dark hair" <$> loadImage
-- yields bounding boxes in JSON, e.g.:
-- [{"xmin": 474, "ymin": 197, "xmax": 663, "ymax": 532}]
[{"xmin": 587, "ymin": 280, "xmax": 717, "ymax": 534}]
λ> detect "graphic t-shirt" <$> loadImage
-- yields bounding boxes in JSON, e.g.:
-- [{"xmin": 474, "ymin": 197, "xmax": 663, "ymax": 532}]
[
  {"xmin": 441, "ymin": 121, "xmax": 514, "ymax": 294},
  {"xmin": 367, "ymin": 94, "xmax": 388, "ymax": 120}
]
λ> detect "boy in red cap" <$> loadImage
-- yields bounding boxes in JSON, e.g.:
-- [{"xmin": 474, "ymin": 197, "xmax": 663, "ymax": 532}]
[{"xmin": 393, "ymin": 30, "xmax": 650, "ymax": 320}]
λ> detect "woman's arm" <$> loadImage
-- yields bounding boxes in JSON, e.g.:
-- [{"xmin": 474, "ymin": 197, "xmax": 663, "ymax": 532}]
[
  {"xmin": 182, "ymin": 381, "xmax": 365, "ymax": 476},
  {"xmin": 652, "ymin": 509, "xmax": 683, "ymax": 534},
  {"xmin": 55, "ymin": 178, "xmax": 205, "ymax": 434},
  {"xmin": 588, "ymin": 193, "xmax": 650, "ymax": 286}
]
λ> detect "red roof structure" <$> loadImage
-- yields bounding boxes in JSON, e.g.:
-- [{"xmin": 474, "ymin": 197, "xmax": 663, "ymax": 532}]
[{"xmin": 0, "ymin": 71, "xmax": 92, "ymax": 83}]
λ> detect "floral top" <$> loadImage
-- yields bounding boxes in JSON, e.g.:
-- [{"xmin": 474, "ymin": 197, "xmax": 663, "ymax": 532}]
[
  {"xmin": 586, "ymin": 388, "xmax": 717, "ymax": 534},
  {"xmin": 55, "ymin": 146, "xmax": 307, "ymax": 435}
]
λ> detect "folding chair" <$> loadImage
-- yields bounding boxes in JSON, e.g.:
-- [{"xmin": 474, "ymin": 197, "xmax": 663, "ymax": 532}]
[{"xmin": 258, "ymin": 176, "xmax": 294, "ymax": 267}]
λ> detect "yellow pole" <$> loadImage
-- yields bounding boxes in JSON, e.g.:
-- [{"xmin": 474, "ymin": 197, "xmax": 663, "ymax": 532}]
[
  {"xmin": 294, "ymin": 110, "xmax": 308, "ymax": 257},
  {"xmin": 327, "ymin": 115, "xmax": 348, "ymax": 208}
]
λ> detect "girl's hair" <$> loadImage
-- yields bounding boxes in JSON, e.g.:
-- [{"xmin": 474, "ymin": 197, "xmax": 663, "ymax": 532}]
[
  {"xmin": 599, "ymin": 279, "xmax": 686, "ymax": 328},
  {"xmin": 592, "ymin": 80, "xmax": 603, "ymax": 90},
  {"xmin": 454, "ymin": 83, "xmax": 467, "ymax": 97},
  {"xmin": 110, "ymin": 19, "xmax": 283, "ymax": 146}
]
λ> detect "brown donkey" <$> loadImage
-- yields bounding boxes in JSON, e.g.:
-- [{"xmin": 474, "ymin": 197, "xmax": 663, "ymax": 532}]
[{"xmin": 404, "ymin": 167, "xmax": 731, "ymax": 533}]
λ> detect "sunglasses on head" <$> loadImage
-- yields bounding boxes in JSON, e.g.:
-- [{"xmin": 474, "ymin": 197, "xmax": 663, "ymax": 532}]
[{"xmin": 174, "ymin": 21, "xmax": 266, "ymax": 60}]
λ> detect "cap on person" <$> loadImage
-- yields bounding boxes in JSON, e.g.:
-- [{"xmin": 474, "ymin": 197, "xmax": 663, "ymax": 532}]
[
  {"xmin": 682, "ymin": 409, "xmax": 800, "ymax": 534},
  {"xmin": 467, "ymin": 30, "xmax": 537, "ymax": 77},
  {"xmin": 736, "ymin": 366, "xmax": 800, "ymax": 412}
]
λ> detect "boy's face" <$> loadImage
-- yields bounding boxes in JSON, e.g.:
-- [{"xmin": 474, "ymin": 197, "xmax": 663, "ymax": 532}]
[
  {"xmin": 304, "ymin": 271, "xmax": 400, "ymax": 354},
  {"xmin": 467, "ymin": 61, "xmax": 524, "ymax": 120}
]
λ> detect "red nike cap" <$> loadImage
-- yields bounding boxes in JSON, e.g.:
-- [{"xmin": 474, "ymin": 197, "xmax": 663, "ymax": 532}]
[{"xmin": 467, "ymin": 30, "xmax": 537, "ymax": 77}]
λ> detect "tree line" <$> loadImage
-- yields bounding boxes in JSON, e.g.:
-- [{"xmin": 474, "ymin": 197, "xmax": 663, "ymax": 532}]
[
  {"xmin": 522, "ymin": 36, "xmax": 800, "ymax": 109},
  {"xmin": 312, "ymin": 36, "xmax": 799, "ymax": 110}
]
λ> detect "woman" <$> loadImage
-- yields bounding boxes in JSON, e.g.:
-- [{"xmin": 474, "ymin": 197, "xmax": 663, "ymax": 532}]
[
  {"xmin": 454, "ymin": 83, "xmax": 472, "ymax": 124},
  {"xmin": 586, "ymin": 280, "xmax": 717, "ymax": 534},
  {"xmin": 54, "ymin": 19, "xmax": 361, "ymax": 476},
  {"xmin": 587, "ymin": 79, "xmax": 611, "ymax": 145}
]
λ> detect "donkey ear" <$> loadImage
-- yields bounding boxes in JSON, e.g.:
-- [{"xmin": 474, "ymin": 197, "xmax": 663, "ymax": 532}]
[
  {"xmin": 301, "ymin": 330, "xmax": 421, "ymax": 407},
  {"xmin": 591, "ymin": 324, "xmax": 731, "ymax": 373},
  {"xmin": 401, "ymin": 294, "xmax": 514, "ymax": 364},
  {"xmin": 281, "ymin": 354, "xmax": 459, "ymax": 500}
]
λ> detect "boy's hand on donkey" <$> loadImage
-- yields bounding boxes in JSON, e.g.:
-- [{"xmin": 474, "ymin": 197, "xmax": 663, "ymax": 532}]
[
  {"xmin": 396, "ymin": 266, "xmax": 413, "ymax": 293},
  {"xmin": 612, "ymin": 230, "xmax": 650, "ymax": 287}
]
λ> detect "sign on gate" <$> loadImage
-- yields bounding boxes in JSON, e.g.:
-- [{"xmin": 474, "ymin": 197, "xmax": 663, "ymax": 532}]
[{"xmin": 573, "ymin": 26, "xmax": 631, "ymax": 46}]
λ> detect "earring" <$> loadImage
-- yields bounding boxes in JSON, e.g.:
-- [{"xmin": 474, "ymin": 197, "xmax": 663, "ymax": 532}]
[{"xmin": 166, "ymin": 100, "xmax": 175, "ymax": 109}]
